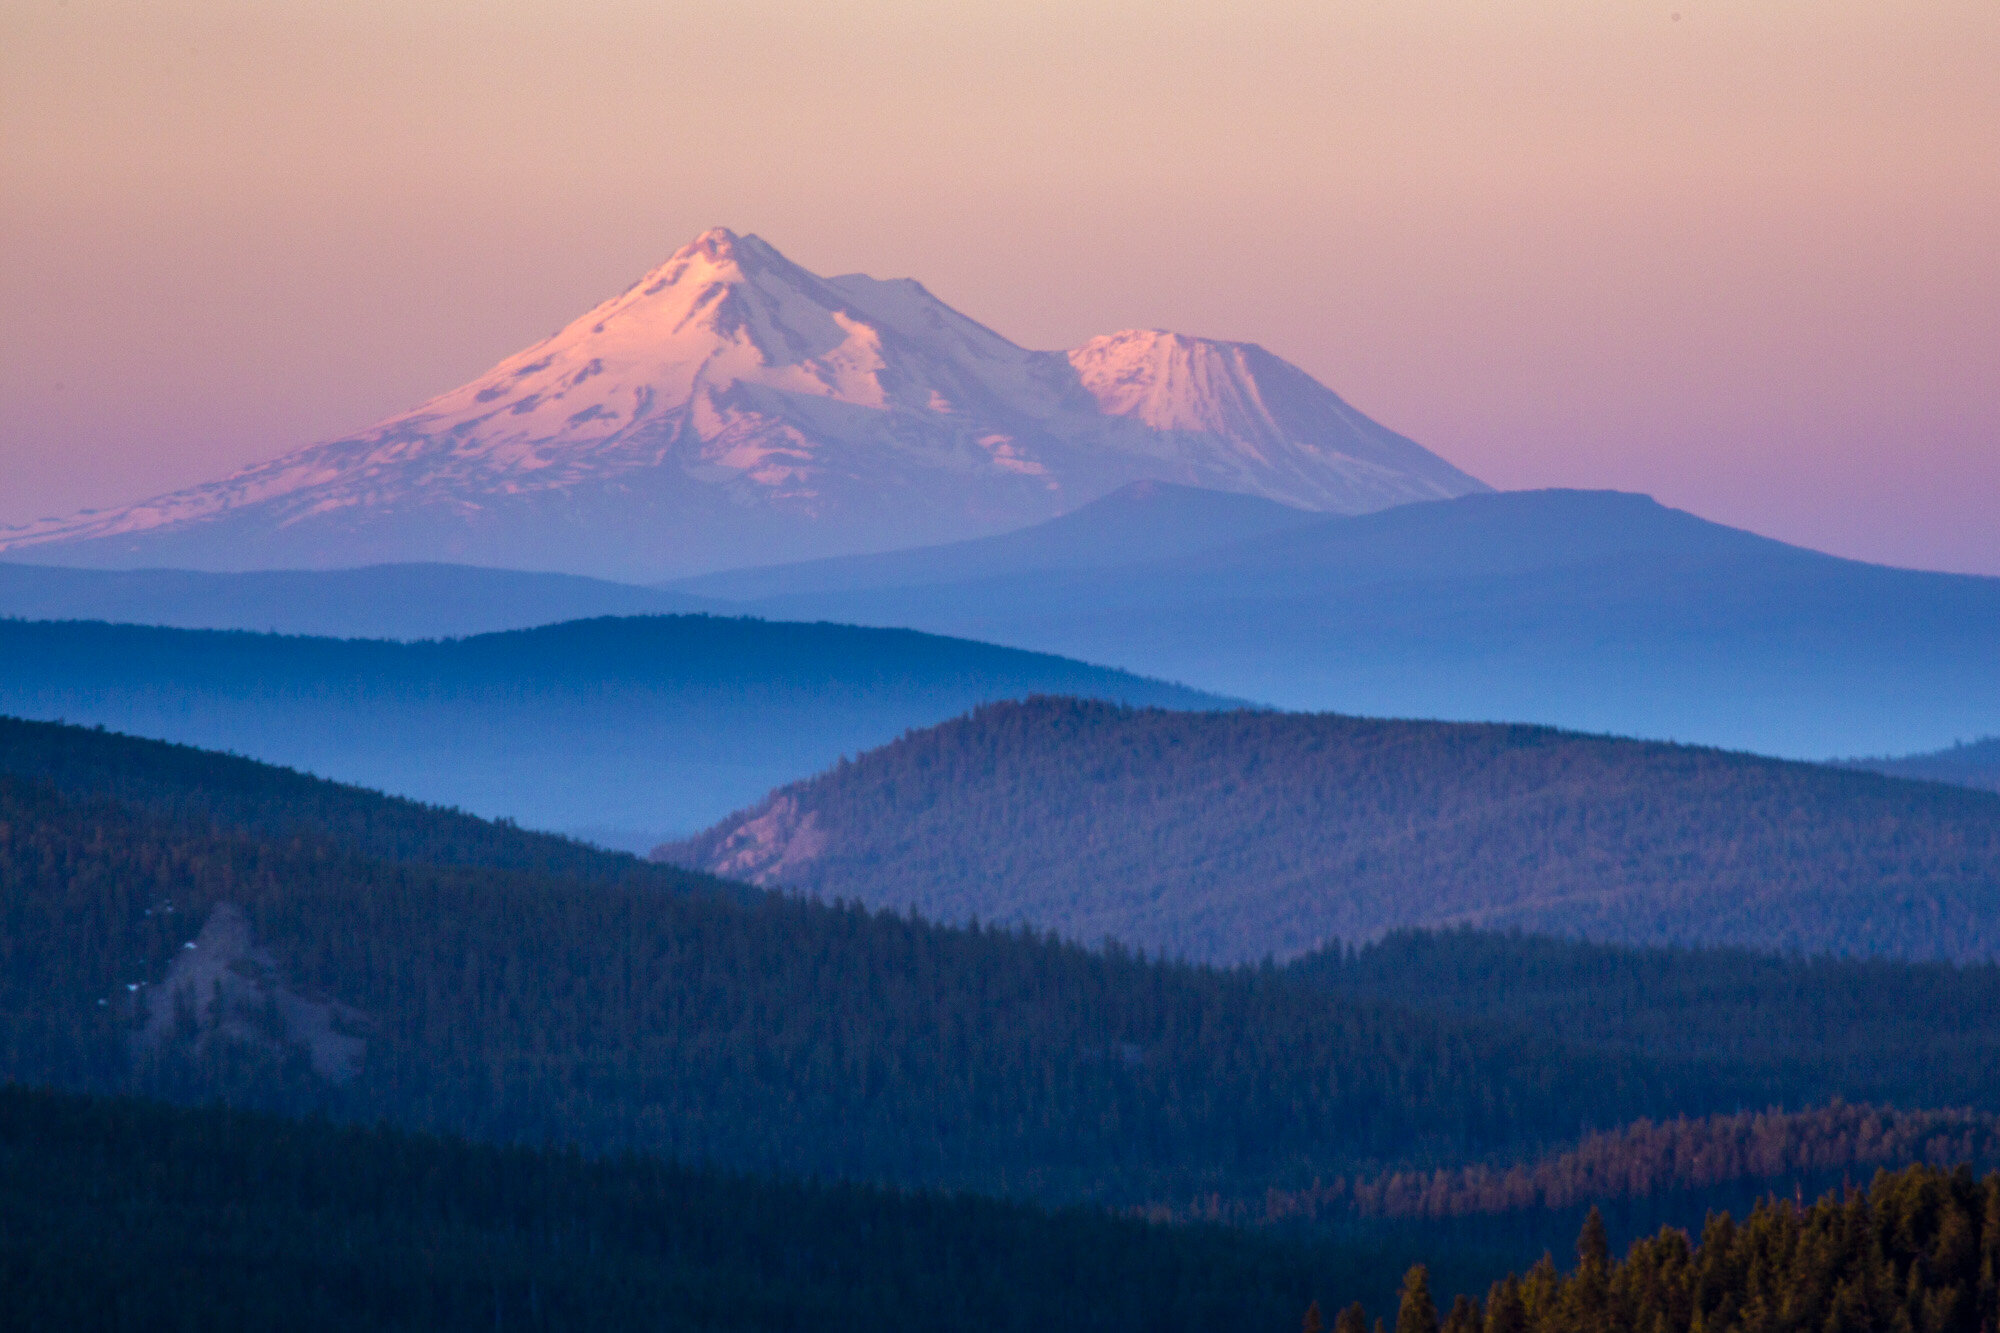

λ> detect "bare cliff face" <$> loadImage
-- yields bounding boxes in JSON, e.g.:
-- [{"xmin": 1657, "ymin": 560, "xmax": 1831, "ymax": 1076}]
[
  {"xmin": 672, "ymin": 793, "xmax": 830, "ymax": 887},
  {"xmin": 3, "ymin": 228, "xmax": 1486, "ymax": 580}
]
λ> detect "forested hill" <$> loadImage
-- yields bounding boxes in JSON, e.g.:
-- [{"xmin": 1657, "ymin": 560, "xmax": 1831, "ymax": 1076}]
[
  {"xmin": 662, "ymin": 697, "xmax": 2000, "ymax": 963},
  {"xmin": 0, "ymin": 1083, "xmax": 1376, "ymax": 1333},
  {"xmin": 0, "ymin": 714, "xmax": 709, "ymax": 887},
  {"xmin": 1289, "ymin": 929, "xmax": 2000, "ymax": 1108},
  {"xmin": 0, "ymin": 717, "xmax": 1728, "ymax": 1206},
  {"xmin": 0, "ymin": 615, "xmax": 1227, "ymax": 845}
]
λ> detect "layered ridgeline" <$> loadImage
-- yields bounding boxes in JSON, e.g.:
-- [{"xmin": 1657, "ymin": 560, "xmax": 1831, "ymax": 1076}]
[
  {"xmin": 0, "ymin": 560, "xmax": 723, "ymax": 640},
  {"xmin": 0, "ymin": 714, "xmax": 1722, "ymax": 1205},
  {"xmin": 0, "ymin": 482, "xmax": 1314, "ymax": 639},
  {"xmin": 0, "ymin": 616, "xmax": 1226, "ymax": 844},
  {"xmin": 0, "ymin": 229, "xmax": 1483, "ymax": 579},
  {"xmin": 662, "ymin": 698, "xmax": 2000, "ymax": 963},
  {"xmin": 11, "ymin": 716, "xmax": 2000, "ymax": 1301},
  {"xmin": 1161, "ymin": 1104, "xmax": 2000, "ymax": 1279},
  {"xmin": 10, "ymin": 1088, "xmax": 1994, "ymax": 1333},
  {"xmin": 677, "ymin": 486, "xmax": 2000, "ymax": 759},
  {"xmin": 9, "ymin": 1092, "xmax": 2000, "ymax": 1333}
]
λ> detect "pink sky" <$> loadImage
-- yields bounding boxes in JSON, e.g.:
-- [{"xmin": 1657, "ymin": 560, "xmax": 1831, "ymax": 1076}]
[{"xmin": 4, "ymin": 0, "xmax": 1997, "ymax": 573}]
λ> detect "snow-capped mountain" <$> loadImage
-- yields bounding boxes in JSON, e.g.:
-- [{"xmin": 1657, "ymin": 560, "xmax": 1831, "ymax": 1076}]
[{"xmin": 2, "ymin": 228, "xmax": 1488, "ymax": 579}]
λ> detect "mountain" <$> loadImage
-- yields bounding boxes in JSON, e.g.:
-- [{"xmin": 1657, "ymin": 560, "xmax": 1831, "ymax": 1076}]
[
  {"xmin": 688, "ymin": 487, "xmax": 2000, "ymax": 758},
  {"xmin": 0, "ymin": 560, "xmax": 720, "ymax": 639},
  {"xmin": 1287, "ymin": 929, "xmax": 2000, "ymax": 1112},
  {"xmin": 1848, "ymin": 737, "xmax": 2000, "ymax": 796},
  {"xmin": 0, "ymin": 616, "xmax": 1228, "ymax": 846},
  {"xmin": 0, "ymin": 229, "xmax": 1486, "ymax": 580},
  {"xmin": 661, "ymin": 697, "xmax": 2000, "ymax": 963},
  {"xmin": 672, "ymin": 478, "xmax": 1324, "ymax": 600}
]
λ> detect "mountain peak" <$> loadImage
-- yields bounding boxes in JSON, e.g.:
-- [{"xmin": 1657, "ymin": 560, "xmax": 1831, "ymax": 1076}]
[{"xmin": 1, "ymin": 230, "xmax": 1488, "ymax": 579}]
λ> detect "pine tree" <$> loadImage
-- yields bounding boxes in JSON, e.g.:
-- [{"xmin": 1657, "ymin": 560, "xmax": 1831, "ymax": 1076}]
[
  {"xmin": 1441, "ymin": 1293, "xmax": 1481, "ymax": 1333},
  {"xmin": 1397, "ymin": 1265, "xmax": 1440, "ymax": 1333},
  {"xmin": 1483, "ymin": 1276, "xmax": 1527, "ymax": 1333},
  {"xmin": 1335, "ymin": 1302, "xmax": 1370, "ymax": 1333}
]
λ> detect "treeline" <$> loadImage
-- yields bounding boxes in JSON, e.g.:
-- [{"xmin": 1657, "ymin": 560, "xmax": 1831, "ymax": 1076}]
[
  {"xmin": 1352, "ymin": 1163, "xmax": 2000, "ymax": 1333},
  {"xmin": 1163, "ymin": 1104, "xmax": 2000, "ymax": 1227},
  {"xmin": 666, "ymin": 697, "xmax": 2000, "ymax": 964},
  {"xmin": 0, "ymin": 728, "xmax": 1716, "ymax": 1206},
  {"xmin": 0, "ymin": 1082, "xmax": 1364, "ymax": 1333}
]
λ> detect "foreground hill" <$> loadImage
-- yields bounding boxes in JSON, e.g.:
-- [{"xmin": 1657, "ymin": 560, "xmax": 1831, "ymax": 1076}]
[
  {"xmin": 0, "ymin": 616, "xmax": 1225, "ymax": 843},
  {"xmin": 0, "ymin": 560, "xmax": 720, "ymax": 639},
  {"xmin": 0, "ymin": 1084, "xmax": 1369, "ymax": 1333},
  {"xmin": 0, "ymin": 229, "xmax": 1483, "ymax": 579},
  {"xmin": 662, "ymin": 697, "xmax": 2000, "ymax": 962},
  {"xmin": 9, "ymin": 1086, "xmax": 1998, "ymax": 1333},
  {"xmin": 695, "ymin": 487, "xmax": 2000, "ymax": 758}
]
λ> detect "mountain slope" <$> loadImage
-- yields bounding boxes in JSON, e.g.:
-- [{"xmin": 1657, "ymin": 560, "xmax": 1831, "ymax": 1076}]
[
  {"xmin": 0, "ymin": 1085, "xmax": 1373, "ymax": 1333},
  {"xmin": 661, "ymin": 697, "xmax": 2000, "ymax": 963},
  {"xmin": 0, "ymin": 717, "xmax": 1724, "ymax": 1205},
  {"xmin": 0, "ymin": 561, "xmax": 720, "ymax": 639},
  {"xmin": 671, "ymin": 479, "xmax": 1323, "ymax": 600},
  {"xmin": 700, "ymin": 488, "xmax": 2000, "ymax": 758},
  {"xmin": 0, "ymin": 712, "xmax": 692, "ymax": 884},
  {"xmin": 1288, "ymin": 929, "xmax": 2000, "ymax": 1111},
  {"xmin": 12, "ymin": 717, "xmax": 2000, "ymax": 1315},
  {"xmin": 0, "ymin": 616, "xmax": 1228, "ymax": 843},
  {"xmin": 0, "ymin": 229, "xmax": 1485, "ymax": 579}
]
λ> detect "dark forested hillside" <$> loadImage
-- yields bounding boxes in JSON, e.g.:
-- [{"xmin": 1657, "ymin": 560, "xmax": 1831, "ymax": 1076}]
[
  {"xmin": 0, "ymin": 615, "xmax": 1226, "ymax": 846},
  {"xmin": 0, "ymin": 714, "xmax": 706, "ymax": 886},
  {"xmin": 0, "ymin": 1083, "xmax": 1373, "ymax": 1333},
  {"xmin": 663, "ymin": 698, "xmax": 2000, "ymax": 963},
  {"xmin": 1289, "ymin": 930, "xmax": 2000, "ymax": 1109},
  {"xmin": 1167, "ymin": 1103, "xmax": 2000, "ymax": 1227},
  {"xmin": 0, "ymin": 719, "xmax": 1731, "ymax": 1206}
]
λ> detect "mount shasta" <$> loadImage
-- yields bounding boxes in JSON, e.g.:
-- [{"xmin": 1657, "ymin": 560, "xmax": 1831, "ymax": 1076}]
[{"xmin": 1, "ymin": 229, "xmax": 1486, "ymax": 579}]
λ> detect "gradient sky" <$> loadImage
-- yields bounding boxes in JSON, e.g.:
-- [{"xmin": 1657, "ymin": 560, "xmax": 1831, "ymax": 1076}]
[{"xmin": 4, "ymin": 0, "xmax": 1997, "ymax": 573}]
